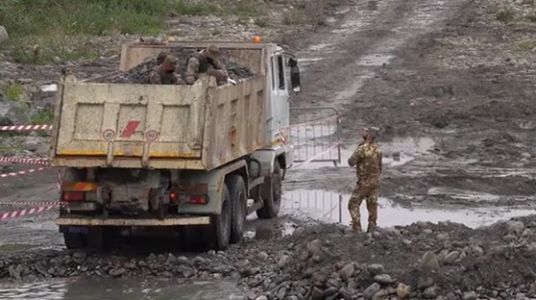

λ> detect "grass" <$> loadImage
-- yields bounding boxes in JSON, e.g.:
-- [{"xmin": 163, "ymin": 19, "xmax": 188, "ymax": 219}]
[
  {"xmin": 0, "ymin": 0, "xmax": 222, "ymax": 64},
  {"xmin": 30, "ymin": 108, "xmax": 54, "ymax": 125},
  {"xmin": 515, "ymin": 40, "xmax": 536, "ymax": 53},
  {"xmin": 496, "ymin": 9, "xmax": 516, "ymax": 24},
  {"xmin": 3, "ymin": 84, "xmax": 24, "ymax": 102}
]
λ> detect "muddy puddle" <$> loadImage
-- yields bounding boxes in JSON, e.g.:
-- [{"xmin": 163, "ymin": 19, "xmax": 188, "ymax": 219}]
[
  {"xmin": 0, "ymin": 278, "xmax": 242, "ymax": 300},
  {"xmin": 280, "ymin": 189, "xmax": 536, "ymax": 229}
]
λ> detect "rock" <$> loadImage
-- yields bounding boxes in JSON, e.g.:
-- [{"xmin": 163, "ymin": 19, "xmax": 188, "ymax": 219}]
[
  {"xmin": 507, "ymin": 220, "xmax": 525, "ymax": 235},
  {"xmin": 446, "ymin": 292, "xmax": 457, "ymax": 300},
  {"xmin": 374, "ymin": 274, "xmax": 395, "ymax": 284},
  {"xmin": 423, "ymin": 229, "xmax": 433, "ymax": 234},
  {"xmin": 109, "ymin": 268, "xmax": 126, "ymax": 277},
  {"xmin": 396, "ymin": 283, "xmax": 411, "ymax": 299},
  {"xmin": 339, "ymin": 288, "xmax": 357, "ymax": 300},
  {"xmin": 307, "ymin": 239, "xmax": 323, "ymax": 256},
  {"xmin": 339, "ymin": 263, "xmax": 355, "ymax": 280},
  {"xmin": 367, "ymin": 264, "xmax": 385, "ymax": 276},
  {"xmin": 371, "ymin": 289, "xmax": 389, "ymax": 300},
  {"xmin": 421, "ymin": 251, "xmax": 440, "ymax": 271},
  {"xmin": 277, "ymin": 255, "xmax": 290, "ymax": 268},
  {"xmin": 443, "ymin": 251, "xmax": 460, "ymax": 265},
  {"xmin": 324, "ymin": 286, "xmax": 338, "ymax": 296},
  {"xmin": 436, "ymin": 233, "xmax": 449, "ymax": 241},
  {"xmin": 257, "ymin": 251, "xmax": 269, "ymax": 260},
  {"xmin": 417, "ymin": 277, "xmax": 435, "ymax": 290},
  {"xmin": 462, "ymin": 291, "xmax": 478, "ymax": 300},
  {"xmin": 311, "ymin": 287, "xmax": 324, "ymax": 299},
  {"xmin": 364, "ymin": 283, "xmax": 381, "ymax": 299},
  {"xmin": 255, "ymin": 296, "xmax": 268, "ymax": 300},
  {"xmin": 0, "ymin": 26, "xmax": 7, "ymax": 44},
  {"xmin": 423, "ymin": 286, "xmax": 439, "ymax": 299}
]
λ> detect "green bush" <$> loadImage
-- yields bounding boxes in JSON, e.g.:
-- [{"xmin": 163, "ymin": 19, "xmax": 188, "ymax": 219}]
[
  {"xmin": 30, "ymin": 108, "xmax": 54, "ymax": 125},
  {"xmin": 3, "ymin": 84, "xmax": 24, "ymax": 102}
]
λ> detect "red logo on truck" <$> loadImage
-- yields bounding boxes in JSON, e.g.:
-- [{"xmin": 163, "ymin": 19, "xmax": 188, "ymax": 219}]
[{"xmin": 120, "ymin": 121, "xmax": 140, "ymax": 138}]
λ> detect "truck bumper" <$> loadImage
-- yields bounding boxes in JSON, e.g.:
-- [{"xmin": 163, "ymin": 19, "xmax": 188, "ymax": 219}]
[{"xmin": 56, "ymin": 216, "xmax": 210, "ymax": 226}]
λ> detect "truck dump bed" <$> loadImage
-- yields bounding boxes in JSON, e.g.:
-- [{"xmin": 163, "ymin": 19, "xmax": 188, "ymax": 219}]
[{"xmin": 50, "ymin": 42, "xmax": 269, "ymax": 170}]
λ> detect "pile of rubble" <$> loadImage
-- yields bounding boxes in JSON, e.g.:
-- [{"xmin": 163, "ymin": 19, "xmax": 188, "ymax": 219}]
[
  {"xmin": 3, "ymin": 215, "xmax": 536, "ymax": 299},
  {"xmin": 91, "ymin": 48, "xmax": 255, "ymax": 84}
]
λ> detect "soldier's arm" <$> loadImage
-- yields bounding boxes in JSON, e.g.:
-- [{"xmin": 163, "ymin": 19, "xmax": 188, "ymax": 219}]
[
  {"xmin": 185, "ymin": 57, "xmax": 200, "ymax": 85},
  {"xmin": 348, "ymin": 147, "xmax": 363, "ymax": 167}
]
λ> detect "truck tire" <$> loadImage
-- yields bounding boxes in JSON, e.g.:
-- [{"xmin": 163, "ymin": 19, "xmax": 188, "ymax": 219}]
[
  {"xmin": 210, "ymin": 185, "xmax": 232, "ymax": 250},
  {"xmin": 228, "ymin": 175, "xmax": 247, "ymax": 243},
  {"xmin": 256, "ymin": 161, "xmax": 282, "ymax": 219},
  {"xmin": 63, "ymin": 232, "xmax": 86, "ymax": 249}
]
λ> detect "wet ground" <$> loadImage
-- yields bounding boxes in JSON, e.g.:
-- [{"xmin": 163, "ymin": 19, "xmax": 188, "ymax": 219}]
[
  {"xmin": 2, "ymin": 0, "xmax": 536, "ymax": 298},
  {"xmin": 0, "ymin": 278, "xmax": 242, "ymax": 300}
]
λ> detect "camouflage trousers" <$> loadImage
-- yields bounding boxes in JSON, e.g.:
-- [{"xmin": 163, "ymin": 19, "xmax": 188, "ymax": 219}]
[{"xmin": 348, "ymin": 182, "xmax": 379, "ymax": 232}]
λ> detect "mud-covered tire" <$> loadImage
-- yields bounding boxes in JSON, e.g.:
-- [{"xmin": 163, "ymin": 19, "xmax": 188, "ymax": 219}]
[
  {"xmin": 228, "ymin": 175, "xmax": 247, "ymax": 243},
  {"xmin": 63, "ymin": 232, "xmax": 86, "ymax": 249},
  {"xmin": 209, "ymin": 185, "xmax": 232, "ymax": 250},
  {"xmin": 256, "ymin": 161, "xmax": 282, "ymax": 219}
]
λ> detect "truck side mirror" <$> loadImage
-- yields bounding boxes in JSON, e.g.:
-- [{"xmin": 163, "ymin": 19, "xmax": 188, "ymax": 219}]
[{"xmin": 289, "ymin": 58, "xmax": 301, "ymax": 94}]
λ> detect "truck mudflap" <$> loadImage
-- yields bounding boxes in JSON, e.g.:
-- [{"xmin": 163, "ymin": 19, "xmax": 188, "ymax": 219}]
[{"xmin": 56, "ymin": 216, "xmax": 210, "ymax": 226}]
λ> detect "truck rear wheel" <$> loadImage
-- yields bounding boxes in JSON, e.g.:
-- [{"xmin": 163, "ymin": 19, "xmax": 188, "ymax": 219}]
[
  {"xmin": 256, "ymin": 161, "xmax": 282, "ymax": 219},
  {"xmin": 228, "ymin": 175, "xmax": 247, "ymax": 243},
  {"xmin": 209, "ymin": 185, "xmax": 232, "ymax": 250},
  {"xmin": 63, "ymin": 232, "xmax": 86, "ymax": 249}
]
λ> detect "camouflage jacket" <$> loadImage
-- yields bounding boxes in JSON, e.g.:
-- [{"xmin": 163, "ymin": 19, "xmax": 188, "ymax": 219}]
[
  {"xmin": 148, "ymin": 66, "xmax": 180, "ymax": 85},
  {"xmin": 184, "ymin": 53, "xmax": 227, "ymax": 85},
  {"xmin": 348, "ymin": 142, "xmax": 382, "ymax": 185}
]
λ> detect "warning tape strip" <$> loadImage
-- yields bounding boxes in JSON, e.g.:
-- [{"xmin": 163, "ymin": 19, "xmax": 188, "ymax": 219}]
[
  {"xmin": 0, "ymin": 200, "xmax": 60, "ymax": 206},
  {"xmin": 0, "ymin": 124, "xmax": 52, "ymax": 132},
  {"xmin": 0, "ymin": 167, "xmax": 48, "ymax": 179},
  {"xmin": 0, "ymin": 204, "xmax": 57, "ymax": 220},
  {"xmin": 0, "ymin": 157, "xmax": 49, "ymax": 165},
  {"xmin": 292, "ymin": 142, "xmax": 342, "ymax": 170}
]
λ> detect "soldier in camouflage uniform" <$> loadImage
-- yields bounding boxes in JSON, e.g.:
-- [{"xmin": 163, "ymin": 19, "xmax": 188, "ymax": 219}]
[
  {"xmin": 348, "ymin": 127, "xmax": 383, "ymax": 232},
  {"xmin": 185, "ymin": 45, "xmax": 229, "ymax": 85},
  {"xmin": 148, "ymin": 55, "xmax": 183, "ymax": 85}
]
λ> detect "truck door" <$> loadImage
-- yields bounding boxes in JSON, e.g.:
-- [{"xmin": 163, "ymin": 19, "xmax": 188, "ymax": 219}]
[{"xmin": 269, "ymin": 53, "xmax": 290, "ymax": 144}]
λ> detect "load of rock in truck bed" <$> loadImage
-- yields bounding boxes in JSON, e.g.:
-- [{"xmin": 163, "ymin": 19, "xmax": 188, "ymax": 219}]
[{"xmin": 90, "ymin": 48, "xmax": 255, "ymax": 84}]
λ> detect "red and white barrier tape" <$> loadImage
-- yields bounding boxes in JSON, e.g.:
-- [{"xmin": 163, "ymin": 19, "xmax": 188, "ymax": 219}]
[
  {"xmin": 0, "ymin": 124, "xmax": 52, "ymax": 132},
  {"xmin": 0, "ymin": 200, "xmax": 60, "ymax": 206},
  {"xmin": 292, "ymin": 142, "xmax": 342, "ymax": 169},
  {"xmin": 0, "ymin": 204, "xmax": 57, "ymax": 220},
  {"xmin": 0, "ymin": 167, "xmax": 48, "ymax": 179},
  {"xmin": 0, "ymin": 157, "xmax": 49, "ymax": 165}
]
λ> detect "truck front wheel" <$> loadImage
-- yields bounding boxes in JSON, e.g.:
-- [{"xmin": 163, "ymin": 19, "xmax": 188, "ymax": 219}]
[
  {"xmin": 209, "ymin": 185, "xmax": 232, "ymax": 250},
  {"xmin": 256, "ymin": 161, "xmax": 282, "ymax": 219}
]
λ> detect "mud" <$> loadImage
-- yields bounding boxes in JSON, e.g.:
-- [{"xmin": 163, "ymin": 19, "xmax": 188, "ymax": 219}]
[{"xmin": 2, "ymin": 0, "xmax": 536, "ymax": 299}]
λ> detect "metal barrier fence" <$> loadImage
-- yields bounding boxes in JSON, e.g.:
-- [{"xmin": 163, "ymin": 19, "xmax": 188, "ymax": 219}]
[{"xmin": 286, "ymin": 107, "xmax": 341, "ymax": 166}]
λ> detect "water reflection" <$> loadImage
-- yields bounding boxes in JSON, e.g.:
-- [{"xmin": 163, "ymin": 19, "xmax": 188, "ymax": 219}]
[
  {"xmin": 281, "ymin": 189, "xmax": 536, "ymax": 229},
  {"xmin": 0, "ymin": 278, "xmax": 242, "ymax": 300}
]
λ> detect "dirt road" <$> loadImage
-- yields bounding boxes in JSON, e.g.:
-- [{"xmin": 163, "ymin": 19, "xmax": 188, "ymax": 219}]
[{"xmin": 2, "ymin": 0, "xmax": 536, "ymax": 299}]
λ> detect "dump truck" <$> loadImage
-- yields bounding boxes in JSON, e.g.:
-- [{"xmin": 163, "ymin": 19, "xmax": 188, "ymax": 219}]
[{"xmin": 50, "ymin": 41, "xmax": 301, "ymax": 250}]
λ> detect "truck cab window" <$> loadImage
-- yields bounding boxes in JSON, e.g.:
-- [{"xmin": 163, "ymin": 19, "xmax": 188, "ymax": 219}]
[
  {"xmin": 277, "ymin": 56, "xmax": 285, "ymax": 90},
  {"xmin": 271, "ymin": 57, "xmax": 276, "ymax": 90}
]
